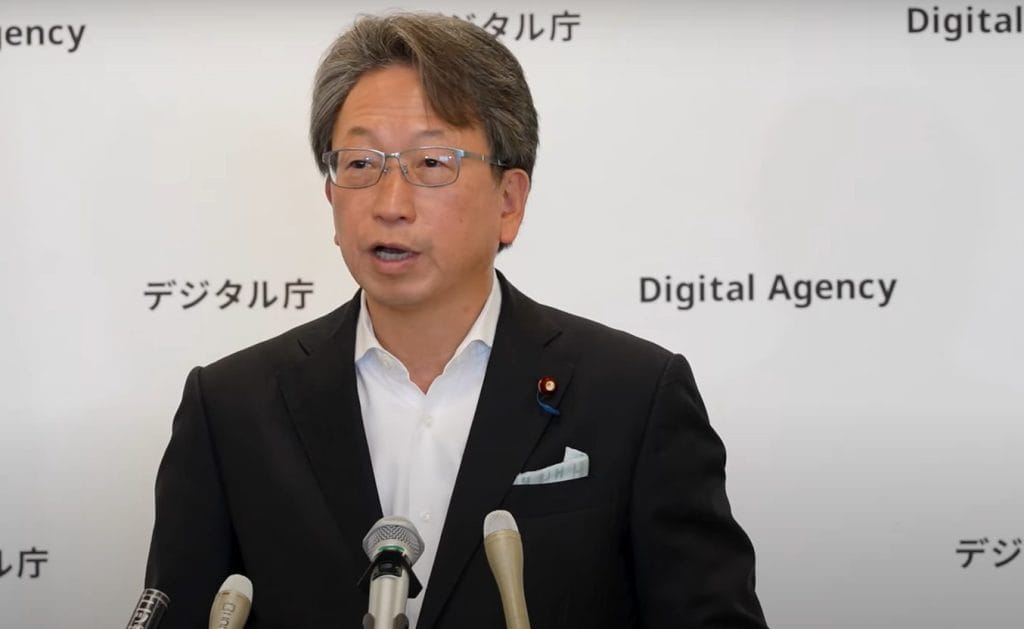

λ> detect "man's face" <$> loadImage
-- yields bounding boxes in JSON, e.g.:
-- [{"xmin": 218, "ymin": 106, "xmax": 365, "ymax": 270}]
[{"xmin": 325, "ymin": 65, "xmax": 527, "ymax": 316}]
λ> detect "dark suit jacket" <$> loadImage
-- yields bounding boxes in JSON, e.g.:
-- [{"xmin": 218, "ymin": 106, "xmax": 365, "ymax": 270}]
[{"xmin": 145, "ymin": 275, "xmax": 768, "ymax": 628}]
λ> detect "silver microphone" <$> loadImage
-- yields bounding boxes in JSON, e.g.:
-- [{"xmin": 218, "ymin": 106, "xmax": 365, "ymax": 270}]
[
  {"xmin": 359, "ymin": 516, "xmax": 425, "ymax": 629},
  {"xmin": 484, "ymin": 510, "xmax": 530, "ymax": 629},
  {"xmin": 125, "ymin": 588, "xmax": 169, "ymax": 629},
  {"xmin": 208, "ymin": 574, "xmax": 253, "ymax": 629}
]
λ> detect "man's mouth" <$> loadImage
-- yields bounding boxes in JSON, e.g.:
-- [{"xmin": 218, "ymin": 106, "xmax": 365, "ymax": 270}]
[{"xmin": 373, "ymin": 245, "xmax": 416, "ymax": 262}]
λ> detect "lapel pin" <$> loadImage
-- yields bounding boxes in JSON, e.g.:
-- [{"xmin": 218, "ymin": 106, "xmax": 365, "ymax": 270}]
[
  {"xmin": 535, "ymin": 376, "xmax": 561, "ymax": 416},
  {"xmin": 537, "ymin": 376, "xmax": 557, "ymax": 395}
]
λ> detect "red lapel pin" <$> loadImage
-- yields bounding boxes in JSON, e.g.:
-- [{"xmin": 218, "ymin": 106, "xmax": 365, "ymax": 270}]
[{"xmin": 536, "ymin": 376, "xmax": 560, "ymax": 416}]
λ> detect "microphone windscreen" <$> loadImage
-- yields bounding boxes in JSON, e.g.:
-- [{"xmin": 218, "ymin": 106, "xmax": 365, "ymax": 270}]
[
  {"xmin": 362, "ymin": 515, "xmax": 425, "ymax": 565},
  {"xmin": 219, "ymin": 574, "xmax": 253, "ymax": 601},
  {"xmin": 484, "ymin": 509, "xmax": 519, "ymax": 537}
]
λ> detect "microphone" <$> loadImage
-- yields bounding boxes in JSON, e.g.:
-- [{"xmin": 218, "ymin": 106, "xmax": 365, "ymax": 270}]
[
  {"xmin": 124, "ymin": 588, "xmax": 169, "ymax": 629},
  {"xmin": 358, "ymin": 516, "xmax": 425, "ymax": 629},
  {"xmin": 484, "ymin": 510, "xmax": 530, "ymax": 629},
  {"xmin": 208, "ymin": 574, "xmax": 253, "ymax": 629}
]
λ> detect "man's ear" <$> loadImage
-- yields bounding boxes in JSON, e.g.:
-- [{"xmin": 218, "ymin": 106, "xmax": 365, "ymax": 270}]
[
  {"xmin": 498, "ymin": 169, "xmax": 529, "ymax": 246},
  {"xmin": 325, "ymin": 179, "xmax": 341, "ymax": 247}
]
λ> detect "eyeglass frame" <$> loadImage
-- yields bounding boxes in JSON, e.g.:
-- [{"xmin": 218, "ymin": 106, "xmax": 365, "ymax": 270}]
[{"xmin": 320, "ymin": 145, "xmax": 507, "ymax": 189}]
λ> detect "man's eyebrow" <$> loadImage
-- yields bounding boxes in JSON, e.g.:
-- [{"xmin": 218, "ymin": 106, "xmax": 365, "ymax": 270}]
[{"xmin": 413, "ymin": 129, "xmax": 447, "ymax": 140}]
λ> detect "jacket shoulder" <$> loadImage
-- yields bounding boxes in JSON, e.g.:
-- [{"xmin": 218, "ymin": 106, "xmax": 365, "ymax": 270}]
[
  {"xmin": 536, "ymin": 301, "xmax": 676, "ymax": 368},
  {"xmin": 200, "ymin": 301, "xmax": 352, "ymax": 382},
  {"xmin": 500, "ymin": 276, "xmax": 678, "ymax": 372}
]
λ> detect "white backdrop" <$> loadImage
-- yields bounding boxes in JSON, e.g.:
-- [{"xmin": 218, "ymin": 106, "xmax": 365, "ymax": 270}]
[{"xmin": 2, "ymin": 1, "xmax": 1022, "ymax": 627}]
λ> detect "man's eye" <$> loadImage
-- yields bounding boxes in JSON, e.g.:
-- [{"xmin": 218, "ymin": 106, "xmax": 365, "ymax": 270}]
[
  {"xmin": 346, "ymin": 159, "xmax": 373, "ymax": 170},
  {"xmin": 417, "ymin": 156, "xmax": 451, "ymax": 169}
]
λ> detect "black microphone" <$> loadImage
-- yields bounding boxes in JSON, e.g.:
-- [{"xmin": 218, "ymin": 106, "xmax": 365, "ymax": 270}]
[
  {"xmin": 358, "ymin": 516, "xmax": 425, "ymax": 629},
  {"xmin": 124, "ymin": 588, "xmax": 169, "ymax": 629}
]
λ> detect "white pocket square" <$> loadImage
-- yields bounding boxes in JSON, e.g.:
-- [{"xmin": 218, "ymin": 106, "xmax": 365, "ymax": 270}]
[{"xmin": 513, "ymin": 447, "xmax": 589, "ymax": 485}]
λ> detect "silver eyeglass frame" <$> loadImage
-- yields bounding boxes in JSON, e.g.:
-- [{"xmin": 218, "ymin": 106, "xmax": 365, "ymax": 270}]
[{"xmin": 320, "ymin": 146, "xmax": 506, "ymax": 189}]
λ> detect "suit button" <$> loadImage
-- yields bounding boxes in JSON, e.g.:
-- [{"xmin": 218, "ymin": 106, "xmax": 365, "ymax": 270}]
[
  {"xmin": 424, "ymin": 414, "xmax": 434, "ymax": 427},
  {"xmin": 419, "ymin": 510, "xmax": 431, "ymax": 522}
]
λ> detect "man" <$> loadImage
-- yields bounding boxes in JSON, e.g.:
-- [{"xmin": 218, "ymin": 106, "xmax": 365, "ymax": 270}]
[{"xmin": 146, "ymin": 13, "xmax": 769, "ymax": 628}]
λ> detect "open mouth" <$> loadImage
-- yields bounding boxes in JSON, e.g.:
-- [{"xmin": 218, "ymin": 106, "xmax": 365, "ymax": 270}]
[{"xmin": 373, "ymin": 245, "xmax": 416, "ymax": 262}]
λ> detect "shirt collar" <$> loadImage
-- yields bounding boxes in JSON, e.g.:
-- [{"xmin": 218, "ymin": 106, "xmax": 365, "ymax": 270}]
[{"xmin": 354, "ymin": 270, "xmax": 502, "ymax": 364}]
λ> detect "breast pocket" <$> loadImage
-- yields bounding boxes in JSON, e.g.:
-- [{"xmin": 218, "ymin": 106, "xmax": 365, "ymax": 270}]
[{"xmin": 501, "ymin": 475, "xmax": 604, "ymax": 518}]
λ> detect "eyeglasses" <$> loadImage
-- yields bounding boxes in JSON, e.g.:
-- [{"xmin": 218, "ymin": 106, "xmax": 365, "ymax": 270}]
[{"xmin": 321, "ymin": 146, "xmax": 506, "ymax": 189}]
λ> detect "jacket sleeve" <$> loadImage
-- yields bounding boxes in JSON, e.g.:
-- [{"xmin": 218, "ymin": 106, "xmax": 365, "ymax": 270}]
[
  {"xmin": 145, "ymin": 366, "xmax": 240, "ymax": 628},
  {"xmin": 629, "ymin": 354, "xmax": 769, "ymax": 628}
]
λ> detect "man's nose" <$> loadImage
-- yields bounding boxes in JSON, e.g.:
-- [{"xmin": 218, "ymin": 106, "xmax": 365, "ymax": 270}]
[{"xmin": 373, "ymin": 158, "xmax": 416, "ymax": 222}]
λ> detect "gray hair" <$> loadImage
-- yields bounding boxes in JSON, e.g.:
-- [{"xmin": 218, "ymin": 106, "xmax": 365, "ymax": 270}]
[{"xmin": 309, "ymin": 13, "xmax": 539, "ymax": 180}]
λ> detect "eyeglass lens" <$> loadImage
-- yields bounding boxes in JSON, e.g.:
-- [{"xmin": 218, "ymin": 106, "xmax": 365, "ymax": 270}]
[{"xmin": 328, "ymin": 148, "xmax": 460, "ymax": 188}]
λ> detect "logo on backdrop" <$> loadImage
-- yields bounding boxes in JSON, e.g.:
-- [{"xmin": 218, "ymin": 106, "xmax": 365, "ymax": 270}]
[
  {"xmin": 144, "ymin": 278, "xmax": 314, "ymax": 311},
  {"xmin": 957, "ymin": 538, "xmax": 1022, "ymax": 568},
  {"xmin": 0, "ymin": 547, "xmax": 49, "ymax": 579},
  {"xmin": 455, "ymin": 11, "xmax": 581, "ymax": 41},
  {"xmin": 0, "ymin": 23, "xmax": 85, "ymax": 53},
  {"xmin": 907, "ymin": 6, "xmax": 1024, "ymax": 41},
  {"xmin": 639, "ymin": 274, "xmax": 898, "ymax": 310}
]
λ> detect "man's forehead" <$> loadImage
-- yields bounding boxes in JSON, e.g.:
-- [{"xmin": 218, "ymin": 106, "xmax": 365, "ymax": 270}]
[
  {"xmin": 331, "ymin": 110, "xmax": 486, "ymax": 152},
  {"xmin": 339, "ymin": 126, "xmax": 449, "ymax": 141}
]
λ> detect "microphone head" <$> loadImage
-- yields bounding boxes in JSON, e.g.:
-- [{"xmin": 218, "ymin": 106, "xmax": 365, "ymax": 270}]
[
  {"xmin": 363, "ymin": 515, "xmax": 425, "ymax": 566},
  {"xmin": 484, "ymin": 509, "xmax": 519, "ymax": 537},
  {"xmin": 219, "ymin": 574, "xmax": 253, "ymax": 602}
]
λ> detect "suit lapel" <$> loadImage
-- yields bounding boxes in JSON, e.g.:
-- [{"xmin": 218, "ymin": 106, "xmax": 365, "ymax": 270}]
[
  {"xmin": 277, "ymin": 296, "xmax": 383, "ymax": 570},
  {"xmin": 417, "ymin": 277, "xmax": 575, "ymax": 628}
]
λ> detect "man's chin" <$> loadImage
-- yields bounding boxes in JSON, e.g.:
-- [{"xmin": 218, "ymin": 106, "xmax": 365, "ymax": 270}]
[{"xmin": 361, "ymin": 282, "xmax": 433, "ymax": 314}]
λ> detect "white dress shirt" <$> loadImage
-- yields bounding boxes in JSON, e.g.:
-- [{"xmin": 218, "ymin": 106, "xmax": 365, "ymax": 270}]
[{"xmin": 354, "ymin": 273, "xmax": 501, "ymax": 628}]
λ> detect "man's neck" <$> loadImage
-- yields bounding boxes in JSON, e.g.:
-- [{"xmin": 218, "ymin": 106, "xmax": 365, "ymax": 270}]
[{"xmin": 365, "ymin": 275, "xmax": 495, "ymax": 393}]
